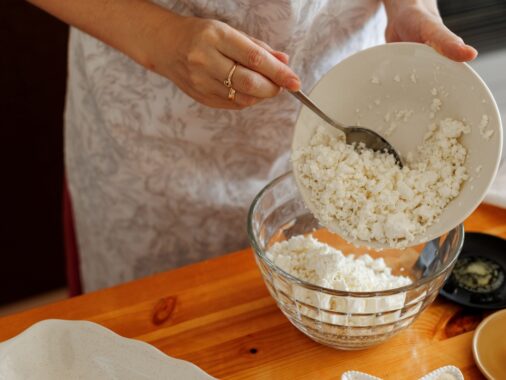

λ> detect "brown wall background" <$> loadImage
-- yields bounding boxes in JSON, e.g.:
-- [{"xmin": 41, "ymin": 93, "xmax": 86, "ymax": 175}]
[{"xmin": 0, "ymin": 1, "xmax": 68, "ymax": 304}]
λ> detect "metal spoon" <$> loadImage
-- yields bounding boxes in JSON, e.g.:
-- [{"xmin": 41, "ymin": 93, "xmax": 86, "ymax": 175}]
[{"xmin": 291, "ymin": 90, "xmax": 403, "ymax": 167}]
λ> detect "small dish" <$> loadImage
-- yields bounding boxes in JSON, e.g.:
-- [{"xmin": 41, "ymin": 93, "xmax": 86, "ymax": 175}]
[
  {"xmin": 292, "ymin": 42, "xmax": 503, "ymax": 249},
  {"xmin": 440, "ymin": 232, "xmax": 506, "ymax": 309},
  {"xmin": 0, "ymin": 319, "xmax": 215, "ymax": 380},
  {"xmin": 473, "ymin": 308, "xmax": 506, "ymax": 379}
]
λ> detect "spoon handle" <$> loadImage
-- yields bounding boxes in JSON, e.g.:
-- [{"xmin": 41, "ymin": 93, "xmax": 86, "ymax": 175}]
[{"xmin": 291, "ymin": 90, "xmax": 346, "ymax": 133}]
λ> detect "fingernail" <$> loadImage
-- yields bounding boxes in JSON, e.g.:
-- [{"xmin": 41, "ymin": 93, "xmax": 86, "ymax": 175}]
[{"xmin": 285, "ymin": 77, "xmax": 300, "ymax": 91}]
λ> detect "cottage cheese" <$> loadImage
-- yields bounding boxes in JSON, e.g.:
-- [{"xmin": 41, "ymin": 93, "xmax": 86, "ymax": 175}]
[
  {"xmin": 266, "ymin": 235, "xmax": 417, "ymax": 326},
  {"xmin": 383, "ymin": 109, "xmax": 414, "ymax": 136},
  {"xmin": 267, "ymin": 235, "xmax": 411, "ymax": 291},
  {"xmin": 478, "ymin": 114, "xmax": 494, "ymax": 140},
  {"xmin": 410, "ymin": 70, "xmax": 417, "ymax": 84},
  {"xmin": 429, "ymin": 97, "xmax": 442, "ymax": 119},
  {"xmin": 370, "ymin": 76, "xmax": 381, "ymax": 85},
  {"xmin": 292, "ymin": 118, "xmax": 470, "ymax": 248}
]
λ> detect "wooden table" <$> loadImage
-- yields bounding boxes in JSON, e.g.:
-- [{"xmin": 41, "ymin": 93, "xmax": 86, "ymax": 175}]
[{"xmin": 1, "ymin": 204, "xmax": 505, "ymax": 379}]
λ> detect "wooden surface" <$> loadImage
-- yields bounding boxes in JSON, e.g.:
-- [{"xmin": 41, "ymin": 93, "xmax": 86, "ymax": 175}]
[{"xmin": 0, "ymin": 204, "xmax": 505, "ymax": 379}]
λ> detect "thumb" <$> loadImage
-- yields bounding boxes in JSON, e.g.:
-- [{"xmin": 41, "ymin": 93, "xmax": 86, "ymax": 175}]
[{"xmin": 423, "ymin": 21, "xmax": 477, "ymax": 62}]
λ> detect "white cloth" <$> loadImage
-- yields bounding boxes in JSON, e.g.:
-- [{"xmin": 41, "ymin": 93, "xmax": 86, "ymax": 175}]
[{"xmin": 65, "ymin": 0, "xmax": 387, "ymax": 291}]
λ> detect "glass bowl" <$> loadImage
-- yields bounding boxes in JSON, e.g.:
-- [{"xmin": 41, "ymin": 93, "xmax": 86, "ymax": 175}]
[{"xmin": 247, "ymin": 172, "xmax": 464, "ymax": 350}]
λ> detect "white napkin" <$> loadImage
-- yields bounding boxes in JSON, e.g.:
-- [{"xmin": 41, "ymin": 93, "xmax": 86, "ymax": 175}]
[
  {"xmin": 342, "ymin": 365, "xmax": 464, "ymax": 380},
  {"xmin": 484, "ymin": 159, "xmax": 506, "ymax": 209}
]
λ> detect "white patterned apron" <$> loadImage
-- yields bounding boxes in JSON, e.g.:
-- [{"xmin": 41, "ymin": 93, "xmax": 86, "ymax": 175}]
[{"xmin": 65, "ymin": 0, "xmax": 387, "ymax": 291}]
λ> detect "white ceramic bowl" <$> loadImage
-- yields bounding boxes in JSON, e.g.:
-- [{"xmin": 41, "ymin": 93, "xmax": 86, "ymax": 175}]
[{"xmin": 292, "ymin": 42, "xmax": 503, "ymax": 249}]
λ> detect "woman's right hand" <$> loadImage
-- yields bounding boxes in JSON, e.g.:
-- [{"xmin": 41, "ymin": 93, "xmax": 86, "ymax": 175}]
[
  {"xmin": 142, "ymin": 15, "xmax": 301, "ymax": 109},
  {"xmin": 27, "ymin": 0, "xmax": 298, "ymax": 109}
]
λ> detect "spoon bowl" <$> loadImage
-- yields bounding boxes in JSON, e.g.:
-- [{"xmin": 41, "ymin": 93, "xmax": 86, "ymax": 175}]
[
  {"xmin": 345, "ymin": 126, "xmax": 403, "ymax": 166},
  {"xmin": 291, "ymin": 90, "xmax": 403, "ymax": 167}
]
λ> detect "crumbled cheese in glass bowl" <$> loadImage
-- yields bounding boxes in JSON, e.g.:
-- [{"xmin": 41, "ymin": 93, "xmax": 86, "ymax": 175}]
[
  {"xmin": 248, "ymin": 172, "xmax": 464, "ymax": 350},
  {"xmin": 248, "ymin": 42, "xmax": 501, "ymax": 351}
]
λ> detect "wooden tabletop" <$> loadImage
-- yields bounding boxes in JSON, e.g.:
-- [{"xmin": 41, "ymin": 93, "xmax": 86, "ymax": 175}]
[{"xmin": 1, "ymin": 204, "xmax": 505, "ymax": 379}]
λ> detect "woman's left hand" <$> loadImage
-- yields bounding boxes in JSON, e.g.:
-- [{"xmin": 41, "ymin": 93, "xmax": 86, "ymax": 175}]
[{"xmin": 383, "ymin": 0, "xmax": 477, "ymax": 62}]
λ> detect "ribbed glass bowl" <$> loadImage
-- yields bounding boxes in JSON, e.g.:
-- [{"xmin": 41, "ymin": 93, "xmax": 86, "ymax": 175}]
[{"xmin": 247, "ymin": 172, "xmax": 464, "ymax": 350}]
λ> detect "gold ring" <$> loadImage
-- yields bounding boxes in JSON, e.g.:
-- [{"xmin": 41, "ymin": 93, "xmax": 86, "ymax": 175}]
[
  {"xmin": 228, "ymin": 87, "xmax": 236, "ymax": 101},
  {"xmin": 224, "ymin": 63, "xmax": 237, "ymax": 88}
]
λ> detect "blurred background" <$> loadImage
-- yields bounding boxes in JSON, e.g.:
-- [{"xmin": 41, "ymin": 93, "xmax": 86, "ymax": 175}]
[{"xmin": 0, "ymin": 0, "xmax": 505, "ymax": 315}]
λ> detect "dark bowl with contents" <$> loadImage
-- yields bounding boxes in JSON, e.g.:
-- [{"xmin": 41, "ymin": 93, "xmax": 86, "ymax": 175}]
[{"xmin": 440, "ymin": 232, "xmax": 506, "ymax": 309}]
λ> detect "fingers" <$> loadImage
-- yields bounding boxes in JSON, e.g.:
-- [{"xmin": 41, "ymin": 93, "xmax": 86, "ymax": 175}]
[
  {"xmin": 231, "ymin": 64, "xmax": 281, "ymax": 98},
  {"xmin": 429, "ymin": 39, "xmax": 478, "ymax": 62},
  {"xmin": 249, "ymin": 36, "xmax": 290, "ymax": 64},
  {"xmin": 191, "ymin": 89, "xmax": 254, "ymax": 110},
  {"xmin": 271, "ymin": 51, "xmax": 290, "ymax": 64},
  {"xmin": 186, "ymin": 89, "xmax": 244, "ymax": 110},
  {"xmin": 218, "ymin": 29, "xmax": 300, "ymax": 91},
  {"xmin": 208, "ymin": 79, "xmax": 262, "ymax": 107},
  {"xmin": 384, "ymin": 24, "xmax": 401, "ymax": 43},
  {"xmin": 169, "ymin": 19, "xmax": 292, "ymax": 109},
  {"xmin": 185, "ymin": 70, "xmax": 262, "ymax": 109},
  {"xmin": 208, "ymin": 50, "xmax": 281, "ymax": 98},
  {"xmin": 423, "ymin": 20, "xmax": 478, "ymax": 62}
]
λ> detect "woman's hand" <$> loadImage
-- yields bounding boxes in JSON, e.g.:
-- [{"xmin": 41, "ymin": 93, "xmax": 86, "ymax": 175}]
[
  {"xmin": 383, "ymin": 0, "xmax": 477, "ymax": 62},
  {"xmin": 27, "ymin": 0, "xmax": 300, "ymax": 110},
  {"xmin": 144, "ymin": 15, "xmax": 301, "ymax": 109}
]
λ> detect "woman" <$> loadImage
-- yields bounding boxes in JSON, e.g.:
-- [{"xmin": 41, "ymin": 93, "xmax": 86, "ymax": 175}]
[{"xmin": 29, "ymin": 0, "xmax": 477, "ymax": 292}]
